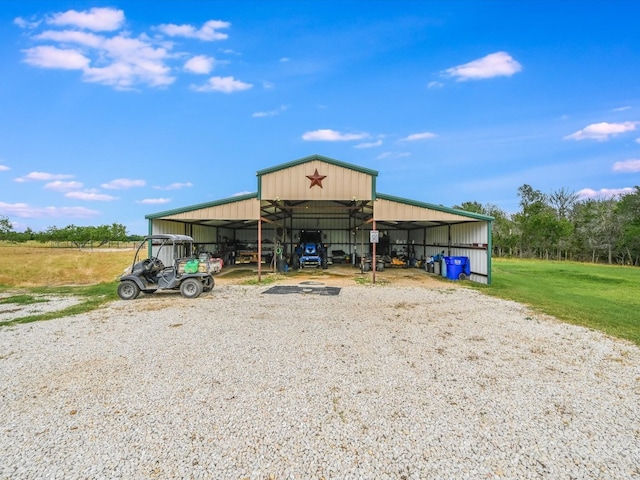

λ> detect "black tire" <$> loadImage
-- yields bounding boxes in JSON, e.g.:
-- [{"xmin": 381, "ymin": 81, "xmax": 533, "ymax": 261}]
[
  {"xmin": 322, "ymin": 257, "xmax": 328, "ymax": 269},
  {"xmin": 377, "ymin": 262, "xmax": 385, "ymax": 272},
  {"xmin": 203, "ymin": 275, "xmax": 215, "ymax": 292},
  {"xmin": 362, "ymin": 262, "xmax": 371, "ymax": 272},
  {"xmin": 458, "ymin": 273, "xmax": 468, "ymax": 281},
  {"xmin": 118, "ymin": 280, "xmax": 140, "ymax": 300},
  {"xmin": 292, "ymin": 255, "xmax": 300, "ymax": 269},
  {"xmin": 180, "ymin": 278, "xmax": 203, "ymax": 299}
]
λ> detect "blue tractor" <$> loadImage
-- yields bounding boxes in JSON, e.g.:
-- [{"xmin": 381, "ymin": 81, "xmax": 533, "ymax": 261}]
[{"xmin": 291, "ymin": 229, "xmax": 328, "ymax": 269}]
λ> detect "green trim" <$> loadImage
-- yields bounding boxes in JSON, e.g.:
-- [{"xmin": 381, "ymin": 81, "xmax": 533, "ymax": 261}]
[
  {"xmin": 256, "ymin": 154, "xmax": 379, "ymax": 178},
  {"xmin": 145, "ymin": 192, "xmax": 258, "ymax": 219},
  {"xmin": 487, "ymin": 220, "xmax": 493, "ymax": 285},
  {"xmin": 371, "ymin": 176, "xmax": 376, "ymax": 201},
  {"xmin": 257, "ymin": 175, "xmax": 262, "ymax": 199},
  {"xmin": 375, "ymin": 192, "xmax": 495, "ymax": 221}
]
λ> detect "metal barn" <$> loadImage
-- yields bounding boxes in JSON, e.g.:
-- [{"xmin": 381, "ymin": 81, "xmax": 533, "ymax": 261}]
[{"xmin": 146, "ymin": 155, "xmax": 493, "ymax": 284}]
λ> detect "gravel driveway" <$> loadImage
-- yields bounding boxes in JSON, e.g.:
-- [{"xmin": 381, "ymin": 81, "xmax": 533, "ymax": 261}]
[{"xmin": 1, "ymin": 283, "xmax": 639, "ymax": 479}]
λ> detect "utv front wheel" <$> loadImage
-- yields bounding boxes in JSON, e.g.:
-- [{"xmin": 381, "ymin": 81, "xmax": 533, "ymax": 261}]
[
  {"xmin": 180, "ymin": 278, "xmax": 203, "ymax": 298},
  {"xmin": 118, "ymin": 280, "xmax": 140, "ymax": 300}
]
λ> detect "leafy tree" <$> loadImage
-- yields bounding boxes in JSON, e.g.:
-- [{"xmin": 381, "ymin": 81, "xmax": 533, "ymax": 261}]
[
  {"xmin": 514, "ymin": 184, "xmax": 551, "ymax": 257},
  {"xmin": 548, "ymin": 187, "xmax": 579, "ymax": 219},
  {"xmin": 0, "ymin": 216, "xmax": 13, "ymax": 236},
  {"xmin": 573, "ymin": 198, "xmax": 621, "ymax": 264},
  {"xmin": 475, "ymin": 204, "xmax": 516, "ymax": 257},
  {"xmin": 455, "ymin": 201, "xmax": 485, "ymax": 214},
  {"xmin": 616, "ymin": 187, "xmax": 640, "ymax": 265}
]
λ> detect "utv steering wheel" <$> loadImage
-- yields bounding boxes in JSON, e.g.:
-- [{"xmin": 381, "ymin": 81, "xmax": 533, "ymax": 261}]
[{"xmin": 145, "ymin": 257, "xmax": 164, "ymax": 272}]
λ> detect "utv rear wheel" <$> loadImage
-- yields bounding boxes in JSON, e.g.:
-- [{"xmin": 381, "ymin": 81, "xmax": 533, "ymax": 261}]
[
  {"xmin": 203, "ymin": 275, "xmax": 215, "ymax": 292},
  {"xmin": 180, "ymin": 278, "xmax": 203, "ymax": 298},
  {"xmin": 118, "ymin": 280, "xmax": 140, "ymax": 300}
]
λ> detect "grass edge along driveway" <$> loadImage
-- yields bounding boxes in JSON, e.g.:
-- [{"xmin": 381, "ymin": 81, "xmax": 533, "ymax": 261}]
[{"xmin": 470, "ymin": 258, "xmax": 640, "ymax": 347}]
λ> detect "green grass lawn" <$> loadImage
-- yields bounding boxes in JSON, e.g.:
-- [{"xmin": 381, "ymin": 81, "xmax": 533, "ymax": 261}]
[{"xmin": 471, "ymin": 258, "xmax": 640, "ymax": 346}]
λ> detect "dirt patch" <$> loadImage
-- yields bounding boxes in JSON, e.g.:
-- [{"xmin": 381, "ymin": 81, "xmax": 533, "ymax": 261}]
[{"xmin": 215, "ymin": 264, "xmax": 456, "ymax": 288}]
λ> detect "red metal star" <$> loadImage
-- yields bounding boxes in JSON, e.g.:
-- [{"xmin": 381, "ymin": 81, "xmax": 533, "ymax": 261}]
[{"xmin": 306, "ymin": 168, "xmax": 327, "ymax": 188}]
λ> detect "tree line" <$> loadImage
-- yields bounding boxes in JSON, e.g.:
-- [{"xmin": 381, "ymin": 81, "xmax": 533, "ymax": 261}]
[
  {"xmin": 455, "ymin": 185, "xmax": 640, "ymax": 265},
  {"xmin": 2, "ymin": 184, "xmax": 639, "ymax": 264},
  {"xmin": 0, "ymin": 219, "xmax": 144, "ymax": 248}
]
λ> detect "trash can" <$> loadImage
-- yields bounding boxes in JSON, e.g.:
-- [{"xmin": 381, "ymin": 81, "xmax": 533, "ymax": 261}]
[{"xmin": 444, "ymin": 256, "xmax": 471, "ymax": 280}]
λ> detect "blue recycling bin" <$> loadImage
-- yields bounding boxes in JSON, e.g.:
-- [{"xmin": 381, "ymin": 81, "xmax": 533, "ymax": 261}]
[{"xmin": 444, "ymin": 256, "xmax": 471, "ymax": 280}]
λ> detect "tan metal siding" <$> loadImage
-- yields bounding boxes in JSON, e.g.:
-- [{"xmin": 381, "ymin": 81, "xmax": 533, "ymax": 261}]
[
  {"xmin": 374, "ymin": 198, "xmax": 473, "ymax": 222},
  {"xmin": 261, "ymin": 160, "xmax": 373, "ymax": 200},
  {"xmin": 159, "ymin": 198, "xmax": 260, "ymax": 221},
  {"xmin": 152, "ymin": 220, "xmax": 188, "ymax": 235},
  {"xmin": 192, "ymin": 224, "xmax": 217, "ymax": 243}
]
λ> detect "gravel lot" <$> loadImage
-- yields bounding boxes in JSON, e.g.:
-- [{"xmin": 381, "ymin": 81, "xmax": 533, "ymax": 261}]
[{"xmin": 1, "ymin": 281, "xmax": 639, "ymax": 479}]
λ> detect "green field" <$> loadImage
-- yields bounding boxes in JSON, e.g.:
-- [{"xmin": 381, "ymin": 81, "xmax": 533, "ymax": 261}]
[{"xmin": 472, "ymin": 258, "xmax": 640, "ymax": 346}]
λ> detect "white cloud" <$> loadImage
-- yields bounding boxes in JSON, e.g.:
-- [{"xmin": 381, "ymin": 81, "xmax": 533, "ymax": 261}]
[
  {"xmin": 355, "ymin": 140, "xmax": 383, "ymax": 149},
  {"xmin": 444, "ymin": 51, "xmax": 522, "ymax": 81},
  {"xmin": 17, "ymin": 8, "xmax": 237, "ymax": 89},
  {"xmin": 636, "ymin": 138, "xmax": 640, "ymax": 144},
  {"xmin": 153, "ymin": 182, "xmax": 193, "ymax": 190},
  {"xmin": 184, "ymin": 55, "xmax": 215, "ymax": 74},
  {"xmin": 427, "ymin": 81, "xmax": 443, "ymax": 88},
  {"xmin": 44, "ymin": 180, "xmax": 83, "ymax": 191},
  {"xmin": 564, "ymin": 121, "xmax": 638, "ymax": 141},
  {"xmin": 0, "ymin": 202, "xmax": 99, "ymax": 219},
  {"xmin": 15, "ymin": 171, "xmax": 74, "ymax": 182},
  {"xmin": 302, "ymin": 129, "xmax": 368, "ymax": 141},
  {"xmin": 280, "ymin": 57, "xmax": 290, "ymax": 62},
  {"xmin": 191, "ymin": 76, "xmax": 252, "ymax": 93},
  {"xmin": 157, "ymin": 20, "xmax": 230, "ymax": 41},
  {"xmin": 65, "ymin": 191, "xmax": 117, "ymax": 201},
  {"xmin": 85, "ymin": 35, "xmax": 175, "ymax": 89},
  {"xmin": 101, "ymin": 178, "xmax": 146, "ymax": 190},
  {"xmin": 612, "ymin": 106, "xmax": 631, "ymax": 112},
  {"xmin": 577, "ymin": 187, "xmax": 635, "ymax": 200},
  {"xmin": 23, "ymin": 29, "xmax": 175, "ymax": 89},
  {"xmin": 0, "ymin": 165, "xmax": 10, "ymax": 171},
  {"xmin": 400, "ymin": 131, "xmax": 437, "ymax": 141},
  {"xmin": 376, "ymin": 152, "xmax": 411, "ymax": 160},
  {"xmin": 47, "ymin": 7, "xmax": 125, "ymax": 32},
  {"xmin": 35, "ymin": 29, "xmax": 103, "ymax": 48},
  {"xmin": 136, "ymin": 198, "xmax": 171, "ymax": 205},
  {"xmin": 613, "ymin": 159, "xmax": 640, "ymax": 173},
  {"xmin": 252, "ymin": 105, "xmax": 288, "ymax": 118},
  {"xmin": 233, "ymin": 191, "xmax": 253, "ymax": 197},
  {"xmin": 23, "ymin": 45, "xmax": 89, "ymax": 70},
  {"xmin": 14, "ymin": 17, "xmax": 41, "ymax": 29}
]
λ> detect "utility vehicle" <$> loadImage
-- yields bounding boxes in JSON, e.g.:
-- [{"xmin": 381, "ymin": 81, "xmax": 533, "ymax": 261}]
[{"xmin": 117, "ymin": 234, "xmax": 214, "ymax": 300}]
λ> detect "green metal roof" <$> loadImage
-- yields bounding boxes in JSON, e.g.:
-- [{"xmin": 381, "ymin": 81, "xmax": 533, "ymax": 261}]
[
  {"xmin": 376, "ymin": 192, "xmax": 494, "ymax": 221},
  {"xmin": 256, "ymin": 154, "xmax": 379, "ymax": 178},
  {"xmin": 145, "ymin": 192, "xmax": 258, "ymax": 219}
]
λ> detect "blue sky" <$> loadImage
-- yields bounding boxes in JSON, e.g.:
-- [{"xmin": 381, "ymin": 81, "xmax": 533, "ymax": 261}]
[{"xmin": 1, "ymin": 1, "xmax": 639, "ymax": 234}]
